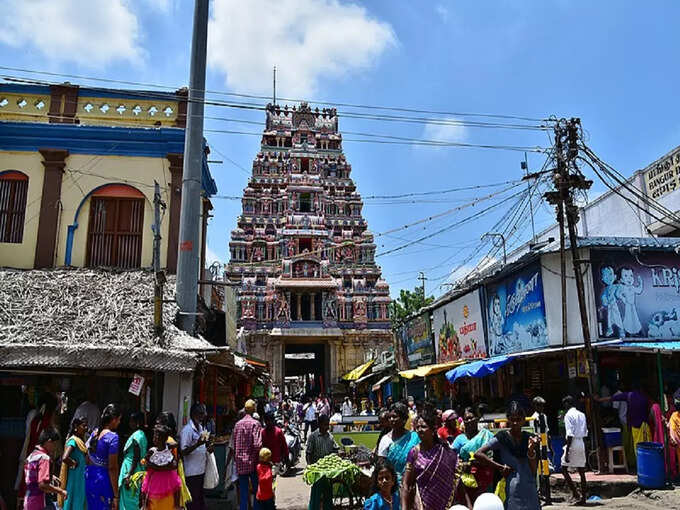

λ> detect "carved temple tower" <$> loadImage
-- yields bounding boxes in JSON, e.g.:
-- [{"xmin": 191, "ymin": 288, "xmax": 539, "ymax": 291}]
[{"xmin": 226, "ymin": 103, "xmax": 392, "ymax": 392}]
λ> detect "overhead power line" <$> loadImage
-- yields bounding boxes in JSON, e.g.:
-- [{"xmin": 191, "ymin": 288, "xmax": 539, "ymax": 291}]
[{"xmin": 0, "ymin": 65, "xmax": 549, "ymax": 122}]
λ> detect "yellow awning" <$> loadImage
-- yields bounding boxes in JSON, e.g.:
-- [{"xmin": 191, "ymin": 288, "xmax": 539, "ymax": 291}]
[
  {"xmin": 342, "ymin": 359, "xmax": 375, "ymax": 381},
  {"xmin": 398, "ymin": 360, "xmax": 467, "ymax": 380}
]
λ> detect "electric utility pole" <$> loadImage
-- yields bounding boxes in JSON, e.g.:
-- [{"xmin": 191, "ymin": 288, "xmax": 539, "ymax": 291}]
[
  {"xmin": 417, "ymin": 272, "xmax": 427, "ymax": 299},
  {"xmin": 545, "ymin": 118, "xmax": 602, "ymax": 468},
  {"xmin": 176, "ymin": 0, "xmax": 209, "ymax": 333},
  {"xmin": 153, "ymin": 181, "xmax": 166, "ymax": 337}
]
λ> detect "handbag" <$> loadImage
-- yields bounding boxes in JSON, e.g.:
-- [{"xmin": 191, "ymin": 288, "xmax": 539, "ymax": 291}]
[{"xmin": 203, "ymin": 452, "xmax": 219, "ymax": 489}]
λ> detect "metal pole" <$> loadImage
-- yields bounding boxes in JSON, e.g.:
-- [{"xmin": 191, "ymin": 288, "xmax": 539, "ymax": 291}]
[
  {"xmin": 523, "ymin": 153, "xmax": 537, "ymax": 244},
  {"xmin": 273, "ymin": 66, "xmax": 276, "ymax": 105},
  {"xmin": 558, "ymin": 199, "xmax": 568, "ymax": 346},
  {"xmin": 153, "ymin": 181, "xmax": 164, "ymax": 337},
  {"xmin": 176, "ymin": 0, "xmax": 209, "ymax": 333}
]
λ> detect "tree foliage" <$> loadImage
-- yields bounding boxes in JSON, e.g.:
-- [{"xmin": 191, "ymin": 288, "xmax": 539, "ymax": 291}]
[{"xmin": 389, "ymin": 286, "xmax": 434, "ymax": 326}]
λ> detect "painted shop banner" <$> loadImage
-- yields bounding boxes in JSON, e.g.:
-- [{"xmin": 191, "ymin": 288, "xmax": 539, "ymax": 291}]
[
  {"xmin": 398, "ymin": 313, "xmax": 434, "ymax": 368},
  {"xmin": 432, "ymin": 289, "xmax": 487, "ymax": 362},
  {"xmin": 591, "ymin": 250, "xmax": 680, "ymax": 339},
  {"xmin": 486, "ymin": 263, "xmax": 548, "ymax": 356}
]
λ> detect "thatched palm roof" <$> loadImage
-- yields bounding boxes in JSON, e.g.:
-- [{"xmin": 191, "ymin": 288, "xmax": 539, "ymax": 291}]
[{"xmin": 0, "ymin": 268, "xmax": 217, "ymax": 372}]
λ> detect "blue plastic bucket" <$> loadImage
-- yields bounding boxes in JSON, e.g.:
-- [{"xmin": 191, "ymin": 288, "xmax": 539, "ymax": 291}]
[{"xmin": 636, "ymin": 441, "xmax": 665, "ymax": 489}]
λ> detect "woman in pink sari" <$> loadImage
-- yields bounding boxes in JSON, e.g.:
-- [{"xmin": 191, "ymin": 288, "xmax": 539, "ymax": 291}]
[{"xmin": 651, "ymin": 399, "xmax": 674, "ymax": 476}]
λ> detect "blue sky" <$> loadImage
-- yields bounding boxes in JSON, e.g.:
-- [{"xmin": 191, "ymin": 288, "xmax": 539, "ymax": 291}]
[{"xmin": 2, "ymin": 1, "xmax": 679, "ymax": 298}]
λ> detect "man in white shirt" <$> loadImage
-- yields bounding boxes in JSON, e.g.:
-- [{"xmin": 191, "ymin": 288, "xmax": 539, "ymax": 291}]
[
  {"xmin": 180, "ymin": 403, "xmax": 212, "ymax": 510},
  {"xmin": 341, "ymin": 397, "xmax": 354, "ymax": 417},
  {"xmin": 560, "ymin": 395, "xmax": 588, "ymax": 505},
  {"xmin": 303, "ymin": 397, "xmax": 317, "ymax": 441}
]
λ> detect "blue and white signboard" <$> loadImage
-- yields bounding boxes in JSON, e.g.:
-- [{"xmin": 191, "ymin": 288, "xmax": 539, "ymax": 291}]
[{"xmin": 486, "ymin": 263, "xmax": 548, "ymax": 356}]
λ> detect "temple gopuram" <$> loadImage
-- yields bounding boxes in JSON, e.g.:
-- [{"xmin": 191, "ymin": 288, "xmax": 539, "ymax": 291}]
[{"xmin": 226, "ymin": 102, "xmax": 392, "ymax": 392}]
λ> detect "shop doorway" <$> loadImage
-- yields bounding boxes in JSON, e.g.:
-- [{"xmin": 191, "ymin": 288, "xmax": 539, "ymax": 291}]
[{"xmin": 284, "ymin": 343, "xmax": 327, "ymax": 397}]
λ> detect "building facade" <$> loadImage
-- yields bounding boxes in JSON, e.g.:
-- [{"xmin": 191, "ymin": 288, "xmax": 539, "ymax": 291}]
[
  {"xmin": 0, "ymin": 83, "xmax": 217, "ymax": 271},
  {"xmin": 226, "ymin": 103, "xmax": 391, "ymax": 390}
]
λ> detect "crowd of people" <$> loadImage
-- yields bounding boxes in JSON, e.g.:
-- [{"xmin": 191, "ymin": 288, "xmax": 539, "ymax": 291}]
[{"xmin": 15, "ymin": 382, "xmax": 680, "ymax": 510}]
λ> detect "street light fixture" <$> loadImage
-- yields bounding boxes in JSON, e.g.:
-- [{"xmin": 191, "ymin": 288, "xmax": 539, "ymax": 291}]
[{"xmin": 481, "ymin": 232, "xmax": 507, "ymax": 266}]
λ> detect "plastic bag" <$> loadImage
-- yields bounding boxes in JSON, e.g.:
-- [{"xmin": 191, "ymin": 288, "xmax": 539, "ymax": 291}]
[
  {"xmin": 203, "ymin": 452, "xmax": 219, "ymax": 489},
  {"xmin": 494, "ymin": 477, "xmax": 506, "ymax": 503}
]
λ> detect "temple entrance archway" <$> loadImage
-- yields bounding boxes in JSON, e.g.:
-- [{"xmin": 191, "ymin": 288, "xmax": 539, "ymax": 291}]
[{"xmin": 284, "ymin": 342, "xmax": 327, "ymax": 396}]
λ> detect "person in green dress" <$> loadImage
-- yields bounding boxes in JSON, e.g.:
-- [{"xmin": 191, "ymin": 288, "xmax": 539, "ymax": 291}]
[
  {"xmin": 60, "ymin": 416, "xmax": 88, "ymax": 510},
  {"xmin": 119, "ymin": 412, "xmax": 148, "ymax": 510}
]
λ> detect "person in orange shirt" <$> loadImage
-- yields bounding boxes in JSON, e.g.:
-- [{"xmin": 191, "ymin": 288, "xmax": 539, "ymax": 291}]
[{"xmin": 257, "ymin": 448, "xmax": 275, "ymax": 510}]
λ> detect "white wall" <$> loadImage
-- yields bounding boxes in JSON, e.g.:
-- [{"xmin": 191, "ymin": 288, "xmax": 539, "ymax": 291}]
[
  {"xmin": 540, "ymin": 249, "xmax": 599, "ymax": 346},
  {"xmin": 162, "ymin": 372, "xmax": 194, "ymax": 430}
]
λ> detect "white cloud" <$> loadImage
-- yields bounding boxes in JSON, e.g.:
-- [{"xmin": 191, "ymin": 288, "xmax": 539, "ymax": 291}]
[
  {"xmin": 205, "ymin": 245, "xmax": 225, "ymax": 268},
  {"xmin": 143, "ymin": 0, "xmax": 173, "ymax": 12},
  {"xmin": 207, "ymin": 0, "xmax": 396, "ymax": 98},
  {"xmin": 435, "ymin": 4, "xmax": 449, "ymax": 22},
  {"xmin": 419, "ymin": 116, "xmax": 467, "ymax": 148},
  {"xmin": 0, "ymin": 0, "xmax": 144, "ymax": 67}
]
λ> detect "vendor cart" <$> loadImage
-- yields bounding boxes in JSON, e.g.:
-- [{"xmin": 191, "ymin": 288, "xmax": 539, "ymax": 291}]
[{"xmin": 303, "ymin": 453, "xmax": 372, "ymax": 510}]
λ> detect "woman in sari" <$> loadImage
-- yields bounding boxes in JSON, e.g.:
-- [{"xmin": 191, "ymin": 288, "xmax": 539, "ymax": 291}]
[
  {"xmin": 60, "ymin": 416, "xmax": 88, "ymax": 510},
  {"xmin": 119, "ymin": 412, "xmax": 148, "ymax": 510},
  {"xmin": 377, "ymin": 403, "xmax": 420, "ymax": 482},
  {"xmin": 156, "ymin": 412, "xmax": 191, "ymax": 507},
  {"xmin": 476, "ymin": 401, "xmax": 541, "ymax": 510},
  {"xmin": 452, "ymin": 408, "xmax": 495, "ymax": 507},
  {"xmin": 401, "ymin": 411, "xmax": 458, "ymax": 510},
  {"xmin": 86, "ymin": 404, "xmax": 122, "ymax": 510}
]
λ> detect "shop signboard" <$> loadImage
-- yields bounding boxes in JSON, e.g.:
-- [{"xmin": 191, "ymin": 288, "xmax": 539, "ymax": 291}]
[
  {"xmin": 485, "ymin": 263, "xmax": 548, "ymax": 356},
  {"xmin": 591, "ymin": 249, "xmax": 680, "ymax": 339},
  {"xmin": 432, "ymin": 289, "xmax": 487, "ymax": 362},
  {"xmin": 398, "ymin": 313, "xmax": 434, "ymax": 368},
  {"xmin": 644, "ymin": 146, "xmax": 680, "ymax": 200}
]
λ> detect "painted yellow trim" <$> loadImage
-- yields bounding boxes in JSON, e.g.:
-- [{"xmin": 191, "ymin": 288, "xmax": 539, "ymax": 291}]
[
  {"xmin": 0, "ymin": 93, "xmax": 51, "ymax": 123},
  {"xmin": 76, "ymin": 97, "xmax": 179, "ymax": 127}
]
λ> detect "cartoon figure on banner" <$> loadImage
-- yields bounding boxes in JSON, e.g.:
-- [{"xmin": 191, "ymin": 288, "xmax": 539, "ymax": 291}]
[
  {"xmin": 648, "ymin": 309, "xmax": 680, "ymax": 338},
  {"xmin": 619, "ymin": 266, "xmax": 643, "ymax": 335},
  {"xmin": 599, "ymin": 265, "xmax": 624, "ymax": 337},
  {"xmin": 488, "ymin": 293, "xmax": 506, "ymax": 352}
]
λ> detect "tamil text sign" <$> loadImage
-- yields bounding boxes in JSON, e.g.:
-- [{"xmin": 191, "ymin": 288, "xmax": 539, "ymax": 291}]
[
  {"xmin": 432, "ymin": 289, "xmax": 487, "ymax": 362},
  {"xmin": 398, "ymin": 313, "xmax": 434, "ymax": 368},
  {"xmin": 644, "ymin": 147, "xmax": 680, "ymax": 200}
]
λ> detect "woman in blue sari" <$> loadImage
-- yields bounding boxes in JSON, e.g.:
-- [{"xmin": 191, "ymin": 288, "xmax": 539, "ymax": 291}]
[
  {"xmin": 377, "ymin": 403, "xmax": 419, "ymax": 482},
  {"xmin": 86, "ymin": 404, "xmax": 122, "ymax": 510}
]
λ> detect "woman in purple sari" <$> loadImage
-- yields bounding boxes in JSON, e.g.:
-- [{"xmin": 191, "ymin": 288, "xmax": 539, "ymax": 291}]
[
  {"xmin": 85, "ymin": 404, "xmax": 122, "ymax": 510},
  {"xmin": 401, "ymin": 411, "xmax": 458, "ymax": 510}
]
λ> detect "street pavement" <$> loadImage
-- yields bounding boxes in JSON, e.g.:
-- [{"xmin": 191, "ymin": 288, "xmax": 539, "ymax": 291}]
[{"xmin": 276, "ymin": 457, "xmax": 310, "ymax": 510}]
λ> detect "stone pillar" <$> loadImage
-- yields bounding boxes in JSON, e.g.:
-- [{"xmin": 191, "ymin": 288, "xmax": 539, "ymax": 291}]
[
  {"xmin": 34, "ymin": 149, "xmax": 68, "ymax": 268},
  {"xmin": 166, "ymin": 153, "xmax": 183, "ymax": 273},
  {"xmin": 311, "ymin": 292, "xmax": 315, "ymax": 320},
  {"xmin": 297, "ymin": 293, "xmax": 302, "ymax": 320},
  {"xmin": 329, "ymin": 339, "xmax": 340, "ymax": 385},
  {"xmin": 271, "ymin": 339, "xmax": 284, "ymax": 388}
]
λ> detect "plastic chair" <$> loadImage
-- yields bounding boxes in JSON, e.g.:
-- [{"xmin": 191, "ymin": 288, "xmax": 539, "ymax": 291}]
[{"xmin": 607, "ymin": 445, "xmax": 627, "ymax": 473}]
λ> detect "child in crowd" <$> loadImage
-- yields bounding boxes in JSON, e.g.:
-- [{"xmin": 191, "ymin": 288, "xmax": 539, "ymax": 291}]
[
  {"xmin": 364, "ymin": 458, "xmax": 400, "ymax": 510},
  {"xmin": 142, "ymin": 425, "xmax": 181, "ymax": 510},
  {"xmin": 24, "ymin": 428, "xmax": 67, "ymax": 510},
  {"xmin": 257, "ymin": 447, "xmax": 275, "ymax": 510}
]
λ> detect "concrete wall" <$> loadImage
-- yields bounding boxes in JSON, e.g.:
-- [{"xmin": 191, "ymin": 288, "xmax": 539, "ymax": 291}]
[
  {"xmin": 0, "ymin": 152, "xmax": 174, "ymax": 269},
  {"xmin": 162, "ymin": 372, "xmax": 194, "ymax": 430},
  {"xmin": 0, "ymin": 152, "xmax": 45, "ymax": 268},
  {"xmin": 540, "ymin": 249, "xmax": 599, "ymax": 346}
]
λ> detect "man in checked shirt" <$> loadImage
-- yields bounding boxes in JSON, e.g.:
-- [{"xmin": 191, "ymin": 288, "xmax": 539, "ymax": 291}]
[{"xmin": 233, "ymin": 399, "xmax": 263, "ymax": 510}]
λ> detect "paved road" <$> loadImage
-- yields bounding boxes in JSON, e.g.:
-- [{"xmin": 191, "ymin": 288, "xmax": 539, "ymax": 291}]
[{"xmin": 277, "ymin": 457, "xmax": 310, "ymax": 510}]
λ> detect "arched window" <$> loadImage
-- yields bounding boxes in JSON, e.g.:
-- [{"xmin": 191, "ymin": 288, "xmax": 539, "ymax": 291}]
[
  {"xmin": 86, "ymin": 184, "xmax": 145, "ymax": 269},
  {"xmin": 0, "ymin": 171, "xmax": 29, "ymax": 243}
]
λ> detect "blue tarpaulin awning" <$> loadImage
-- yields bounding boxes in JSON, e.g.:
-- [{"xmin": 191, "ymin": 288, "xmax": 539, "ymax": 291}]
[
  {"xmin": 445, "ymin": 356, "xmax": 511, "ymax": 383},
  {"xmin": 599, "ymin": 341, "xmax": 680, "ymax": 352}
]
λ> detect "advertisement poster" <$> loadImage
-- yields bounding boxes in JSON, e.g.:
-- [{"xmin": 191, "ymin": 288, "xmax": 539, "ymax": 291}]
[
  {"xmin": 486, "ymin": 263, "xmax": 548, "ymax": 356},
  {"xmin": 398, "ymin": 313, "xmax": 434, "ymax": 368},
  {"xmin": 432, "ymin": 289, "xmax": 487, "ymax": 362},
  {"xmin": 591, "ymin": 250, "xmax": 680, "ymax": 339}
]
